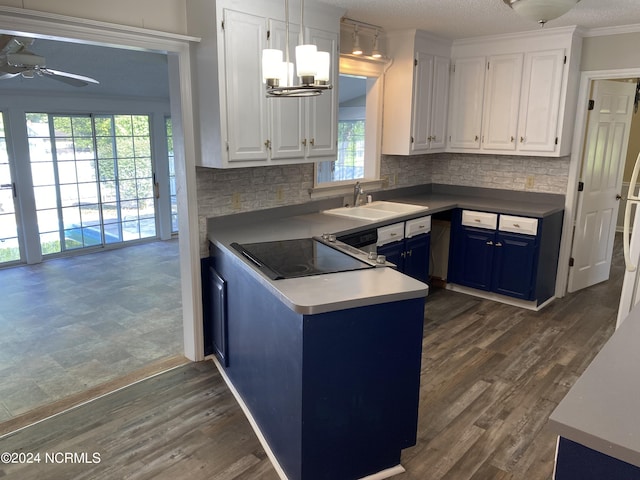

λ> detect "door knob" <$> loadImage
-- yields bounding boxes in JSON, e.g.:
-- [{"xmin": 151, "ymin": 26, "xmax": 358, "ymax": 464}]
[{"xmin": 616, "ymin": 194, "xmax": 622, "ymax": 200}]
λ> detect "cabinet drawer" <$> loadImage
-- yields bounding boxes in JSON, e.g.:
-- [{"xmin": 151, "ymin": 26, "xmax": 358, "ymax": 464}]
[
  {"xmin": 377, "ymin": 222, "xmax": 405, "ymax": 246},
  {"xmin": 405, "ymin": 216, "xmax": 431, "ymax": 238},
  {"xmin": 499, "ymin": 215, "xmax": 538, "ymax": 235},
  {"xmin": 461, "ymin": 210, "xmax": 498, "ymax": 230}
]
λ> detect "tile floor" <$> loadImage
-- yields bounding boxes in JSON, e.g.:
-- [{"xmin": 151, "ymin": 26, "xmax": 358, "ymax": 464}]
[{"xmin": 0, "ymin": 240, "xmax": 183, "ymax": 421}]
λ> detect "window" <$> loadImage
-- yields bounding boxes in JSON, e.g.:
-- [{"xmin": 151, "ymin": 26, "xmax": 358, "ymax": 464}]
[
  {"xmin": 315, "ymin": 56, "xmax": 385, "ymax": 188},
  {"xmin": 166, "ymin": 117, "xmax": 178, "ymax": 233},
  {"xmin": 27, "ymin": 113, "xmax": 156, "ymax": 255}
]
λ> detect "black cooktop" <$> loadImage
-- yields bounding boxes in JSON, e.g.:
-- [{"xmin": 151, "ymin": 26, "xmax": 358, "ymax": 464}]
[{"xmin": 231, "ymin": 238, "xmax": 373, "ymax": 280}]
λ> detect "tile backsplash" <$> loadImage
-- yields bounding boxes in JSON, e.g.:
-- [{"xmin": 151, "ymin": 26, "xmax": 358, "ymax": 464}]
[{"xmin": 196, "ymin": 153, "xmax": 570, "ymax": 254}]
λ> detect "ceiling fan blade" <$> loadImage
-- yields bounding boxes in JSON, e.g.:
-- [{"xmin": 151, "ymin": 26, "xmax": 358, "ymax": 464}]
[{"xmin": 40, "ymin": 68, "xmax": 100, "ymax": 87}]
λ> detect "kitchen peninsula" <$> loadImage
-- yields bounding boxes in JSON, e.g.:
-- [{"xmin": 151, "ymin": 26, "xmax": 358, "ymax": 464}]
[{"xmin": 204, "ymin": 184, "xmax": 564, "ymax": 480}]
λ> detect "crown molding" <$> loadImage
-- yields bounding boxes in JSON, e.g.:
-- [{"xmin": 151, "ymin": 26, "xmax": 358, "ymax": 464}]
[{"xmin": 584, "ymin": 23, "xmax": 640, "ymax": 37}]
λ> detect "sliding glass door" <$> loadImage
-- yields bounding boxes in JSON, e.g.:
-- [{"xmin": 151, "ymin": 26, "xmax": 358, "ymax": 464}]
[
  {"xmin": 0, "ymin": 113, "xmax": 21, "ymax": 265},
  {"xmin": 26, "ymin": 113, "xmax": 157, "ymax": 255}
]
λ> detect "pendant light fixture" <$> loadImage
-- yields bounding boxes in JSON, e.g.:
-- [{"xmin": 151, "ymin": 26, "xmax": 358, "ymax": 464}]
[
  {"xmin": 503, "ymin": 0, "xmax": 581, "ymax": 26},
  {"xmin": 261, "ymin": 0, "xmax": 332, "ymax": 97}
]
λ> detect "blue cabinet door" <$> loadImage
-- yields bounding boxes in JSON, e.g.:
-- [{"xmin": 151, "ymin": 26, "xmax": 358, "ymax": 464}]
[
  {"xmin": 404, "ymin": 233, "xmax": 430, "ymax": 283},
  {"xmin": 456, "ymin": 226, "xmax": 495, "ymax": 291},
  {"xmin": 378, "ymin": 240, "xmax": 405, "ymax": 271},
  {"xmin": 492, "ymin": 231, "xmax": 537, "ymax": 300}
]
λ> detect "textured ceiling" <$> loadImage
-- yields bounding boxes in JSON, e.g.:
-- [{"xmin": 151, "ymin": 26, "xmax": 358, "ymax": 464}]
[
  {"xmin": 322, "ymin": 0, "xmax": 640, "ymax": 39},
  {"xmin": 1, "ymin": 0, "xmax": 639, "ymax": 96}
]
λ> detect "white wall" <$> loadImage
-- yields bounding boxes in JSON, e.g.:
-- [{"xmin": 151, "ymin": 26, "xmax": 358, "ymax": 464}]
[
  {"xmin": 0, "ymin": 0, "xmax": 188, "ymax": 34},
  {"xmin": 581, "ymin": 32, "xmax": 640, "ymax": 72}
]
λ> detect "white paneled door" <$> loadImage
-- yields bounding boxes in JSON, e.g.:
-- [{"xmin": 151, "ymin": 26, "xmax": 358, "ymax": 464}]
[{"xmin": 568, "ymin": 80, "xmax": 636, "ymax": 292}]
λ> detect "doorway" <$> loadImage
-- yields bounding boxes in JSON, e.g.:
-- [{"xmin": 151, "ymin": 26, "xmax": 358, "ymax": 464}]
[
  {"xmin": 559, "ymin": 70, "xmax": 640, "ymax": 298},
  {"xmin": 0, "ymin": 11, "xmax": 201, "ymax": 428}
]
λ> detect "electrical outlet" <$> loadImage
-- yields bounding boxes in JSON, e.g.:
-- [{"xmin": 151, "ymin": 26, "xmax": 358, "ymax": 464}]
[
  {"xmin": 276, "ymin": 186, "xmax": 284, "ymax": 201},
  {"xmin": 232, "ymin": 192, "xmax": 241, "ymax": 210},
  {"xmin": 525, "ymin": 175, "xmax": 535, "ymax": 189}
]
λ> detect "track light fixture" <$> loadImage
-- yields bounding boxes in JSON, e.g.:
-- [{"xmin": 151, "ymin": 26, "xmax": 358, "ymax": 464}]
[{"xmin": 342, "ymin": 18, "xmax": 386, "ymax": 60}]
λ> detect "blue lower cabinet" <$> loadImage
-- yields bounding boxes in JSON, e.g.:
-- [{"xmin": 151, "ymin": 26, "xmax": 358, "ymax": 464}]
[
  {"xmin": 378, "ymin": 240, "xmax": 405, "ymax": 271},
  {"xmin": 492, "ymin": 232, "xmax": 537, "ymax": 300},
  {"xmin": 454, "ymin": 226, "xmax": 495, "ymax": 291},
  {"xmin": 555, "ymin": 437, "xmax": 640, "ymax": 479},
  {"xmin": 448, "ymin": 209, "xmax": 563, "ymax": 304},
  {"xmin": 404, "ymin": 234, "xmax": 431, "ymax": 284},
  {"xmin": 210, "ymin": 244, "xmax": 425, "ymax": 480},
  {"xmin": 378, "ymin": 233, "xmax": 431, "ymax": 283}
]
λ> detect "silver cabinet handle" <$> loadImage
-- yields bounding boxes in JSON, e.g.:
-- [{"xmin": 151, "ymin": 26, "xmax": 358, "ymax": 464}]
[
  {"xmin": 495, "ymin": 242, "xmax": 503, "ymax": 247},
  {"xmin": 486, "ymin": 241, "xmax": 494, "ymax": 246}
]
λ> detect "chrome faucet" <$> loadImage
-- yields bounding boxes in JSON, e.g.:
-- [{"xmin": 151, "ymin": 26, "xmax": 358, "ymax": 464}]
[{"xmin": 353, "ymin": 181, "xmax": 364, "ymax": 207}]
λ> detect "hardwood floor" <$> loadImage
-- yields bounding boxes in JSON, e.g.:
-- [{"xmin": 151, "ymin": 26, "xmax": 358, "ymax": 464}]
[{"xmin": 0, "ymin": 242, "xmax": 624, "ymax": 479}]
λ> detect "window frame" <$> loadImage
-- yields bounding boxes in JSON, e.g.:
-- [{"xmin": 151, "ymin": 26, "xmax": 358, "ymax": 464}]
[{"xmin": 311, "ymin": 54, "xmax": 387, "ymax": 194}]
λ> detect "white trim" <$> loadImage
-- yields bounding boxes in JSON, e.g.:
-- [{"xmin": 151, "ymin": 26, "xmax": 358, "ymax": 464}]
[
  {"xmin": 209, "ymin": 356, "xmax": 289, "ymax": 480},
  {"xmin": 359, "ymin": 465, "xmax": 406, "ymax": 480},
  {"xmin": 0, "ymin": 9, "xmax": 203, "ymax": 361},
  {"xmin": 0, "ymin": 6, "xmax": 200, "ymax": 44},
  {"xmin": 446, "ymin": 283, "xmax": 555, "ymax": 311},
  {"xmin": 556, "ymin": 67, "xmax": 640, "ymax": 298},
  {"xmin": 584, "ymin": 23, "xmax": 640, "ymax": 38}
]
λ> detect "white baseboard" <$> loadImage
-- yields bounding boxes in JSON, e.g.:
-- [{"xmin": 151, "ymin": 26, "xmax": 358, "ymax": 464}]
[
  {"xmin": 446, "ymin": 283, "xmax": 555, "ymax": 311},
  {"xmin": 359, "ymin": 464, "xmax": 406, "ymax": 480}
]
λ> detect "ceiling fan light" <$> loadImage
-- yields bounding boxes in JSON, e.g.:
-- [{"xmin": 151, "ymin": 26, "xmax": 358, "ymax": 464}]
[{"xmin": 504, "ymin": 0, "xmax": 581, "ymax": 25}]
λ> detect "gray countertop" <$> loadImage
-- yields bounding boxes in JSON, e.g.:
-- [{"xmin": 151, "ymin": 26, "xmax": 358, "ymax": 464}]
[
  {"xmin": 207, "ymin": 184, "xmax": 564, "ymax": 315},
  {"xmin": 548, "ymin": 304, "xmax": 640, "ymax": 468}
]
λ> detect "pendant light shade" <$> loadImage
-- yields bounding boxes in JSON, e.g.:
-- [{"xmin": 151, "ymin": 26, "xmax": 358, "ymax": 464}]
[
  {"xmin": 295, "ymin": 44, "xmax": 318, "ymax": 85},
  {"xmin": 503, "ymin": 0, "xmax": 581, "ymax": 26},
  {"xmin": 262, "ymin": 49, "xmax": 283, "ymax": 86},
  {"xmin": 315, "ymin": 51, "xmax": 331, "ymax": 84}
]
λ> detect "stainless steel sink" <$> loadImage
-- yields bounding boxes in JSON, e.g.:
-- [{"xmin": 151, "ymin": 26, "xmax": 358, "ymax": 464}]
[{"xmin": 322, "ymin": 201, "xmax": 429, "ymax": 221}]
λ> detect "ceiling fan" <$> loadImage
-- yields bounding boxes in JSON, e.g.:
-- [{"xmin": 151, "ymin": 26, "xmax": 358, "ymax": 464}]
[{"xmin": 0, "ymin": 35, "xmax": 99, "ymax": 87}]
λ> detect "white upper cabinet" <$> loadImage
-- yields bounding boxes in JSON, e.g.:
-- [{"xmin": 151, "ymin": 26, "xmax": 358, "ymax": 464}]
[
  {"xmin": 447, "ymin": 56, "xmax": 486, "ymax": 150},
  {"xmin": 222, "ymin": 9, "xmax": 270, "ymax": 162},
  {"xmin": 306, "ymin": 27, "xmax": 339, "ymax": 159},
  {"xmin": 447, "ymin": 27, "xmax": 582, "ymax": 157},
  {"xmin": 382, "ymin": 30, "xmax": 452, "ymax": 155},
  {"xmin": 517, "ymin": 49, "xmax": 566, "ymax": 153},
  {"xmin": 482, "ymin": 53, "xmax": 523, "ymax": 151},
  {"xmin": 186, "ymin": 0, "xmax": 344, "ymax": 168}
]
